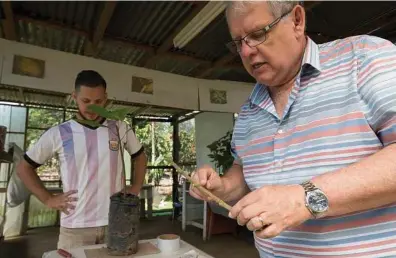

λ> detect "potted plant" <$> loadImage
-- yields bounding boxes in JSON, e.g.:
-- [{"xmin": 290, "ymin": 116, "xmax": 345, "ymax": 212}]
[
  {"xmin": 77, "ymin": 104, "xmax": 140, "ymax": 256},
  {"xmin": 207, "ymin": 130, "xmax": 234, "ymax": 176}
]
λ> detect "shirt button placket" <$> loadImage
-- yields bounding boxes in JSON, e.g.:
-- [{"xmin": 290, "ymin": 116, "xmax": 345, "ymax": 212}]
[{"xmin": 273, "ymin": 126, "xmax": 284, "ymax": 171}]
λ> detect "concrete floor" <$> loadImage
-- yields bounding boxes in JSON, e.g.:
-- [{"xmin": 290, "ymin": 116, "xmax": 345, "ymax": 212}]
[{"xmin": 0, "ymin": 216, "xmax": 259, "ymax": 258}]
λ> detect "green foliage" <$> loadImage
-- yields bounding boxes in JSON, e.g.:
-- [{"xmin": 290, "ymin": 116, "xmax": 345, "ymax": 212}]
[
  {"xmin": 133, "ymin": 119, "xmax": 196, "ymax": 185},
  {"xmin": 179, "ymin": 120, "xmax": 196, "ymax": 164},
  {"xmin": 207, "ymin": 130, "xmax": 234, "ymax": 176},
  {"xmin": 28, "ymin": 107, "xmax": 64, "ymax": 129},
  {"xmin": 87, "ymin": 105, "xmax": 132, "ymax": 121},
  {"xmin": 75, "ymin": 105, "xmax": 132, "ymax": 127},
  {"xmin": 135, "ymin": 121, "xmax": 173, "ymax": 166}
]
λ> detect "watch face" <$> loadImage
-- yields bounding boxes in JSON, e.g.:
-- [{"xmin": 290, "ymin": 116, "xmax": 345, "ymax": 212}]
[{"xmin": 307, "ymin": 189, "xmax": 329, "ymax": 213}]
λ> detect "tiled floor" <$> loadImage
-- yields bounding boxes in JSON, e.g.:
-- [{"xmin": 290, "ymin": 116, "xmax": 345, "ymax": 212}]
[{"xmin": 0, "ymin": 216, "xmax": 259, "ymax": 258}]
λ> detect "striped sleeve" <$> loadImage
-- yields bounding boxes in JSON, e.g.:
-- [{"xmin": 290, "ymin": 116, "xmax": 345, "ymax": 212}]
[
  {"xmin": 357, "ymin": 37, "xmax": 396, "ymax": 146},
  {"xmin": 230, "ymin": 129, "xmax": 242, "ymax": 165},
  {"xmin": 119, "ymin": 121, "xmax": 143, "ymax": 157}
]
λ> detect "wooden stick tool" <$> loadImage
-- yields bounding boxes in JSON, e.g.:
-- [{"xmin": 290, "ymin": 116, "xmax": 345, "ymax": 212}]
[{"xmin": 171, "ymin": 162, "xmax": 232, "ymax": 211}]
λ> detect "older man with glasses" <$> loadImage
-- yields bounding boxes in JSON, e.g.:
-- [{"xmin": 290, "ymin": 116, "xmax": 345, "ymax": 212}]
[{"xmin": 190, "ymin": 1, "xmax": 396, "ymax": 257}]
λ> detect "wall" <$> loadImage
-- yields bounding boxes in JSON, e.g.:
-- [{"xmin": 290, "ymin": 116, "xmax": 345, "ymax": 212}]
[
  {"xmin": 195, "ymin": 112, "xmax": 235, "ymax": 169},
  {"xmin": 198, "ymin": 79, "xmax": 252, "ymax": 113},
  {"xmin": 0, "ymin": 39, "xmax": 254, "ymax": 113}
]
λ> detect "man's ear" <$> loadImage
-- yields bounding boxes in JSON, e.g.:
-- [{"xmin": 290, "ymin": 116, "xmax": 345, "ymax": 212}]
[
  {"xmin": 292, "ymin": 5, "xmax": 306, "ymax": 37},
  {"xmin": 72, "ymin": 90, "xmax": 77, "ymax": 101}
]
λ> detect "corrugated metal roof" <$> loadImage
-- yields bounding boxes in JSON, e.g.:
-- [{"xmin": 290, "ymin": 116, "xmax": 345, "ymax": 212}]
[
  {"xmin": 204, "ymin": 68, "xmax": 231, "ymax": 81},
  {"xmin": 229, "ymin": 56, "xmax": 242, "ymax": 66},
  {"xmin": 96, "ymin": 40, "xmax": 150, "ymax": 66},
  {"xmin": 5, "ymin": 1, "xmax": 241, "ymax": 80},
  {"xmin": 4, "ymin": 0, "xmax": 396, "ymax": 85},
  {"xmin": 311, "ymin": 1, "xmax": 396, "ymax": 39},
  {"xmin": 147, "ymin": 54, "xmax": 204, "ymax": 76},
  {"xmin": 218, "ymin": 69, "xmax": 255, "ymax": 83},
  {"xmin": 179, "ymin": 14, "xmax": 231, "ymax": 61},
  {"xmin": 106, "ymin": 1, "xmax": 195, "ymax": 47},
  {"xmin": 110, "ymin": 101, "xmax": 186, "ymax": 118},
  {"xmin": 139, "ymin": 108, "xmax": 185, "ymax": 118},
  {"xmin": 12, "ymin": 1, "xmax": 103, "ymax": 32},
  {"xmin": 0, "ymin": 85, "xmax": 67, "ymax": 107},
  {"xmin": 0, "ymin": 86, "xmax": 20, "ymax": 103},
  {"xmin": 24, "ymin": 91, "xmax": 67, "ymax": 107},
  {"xmin": 17, "ymin": 19, "xmax": 87, "ymax": 55}
]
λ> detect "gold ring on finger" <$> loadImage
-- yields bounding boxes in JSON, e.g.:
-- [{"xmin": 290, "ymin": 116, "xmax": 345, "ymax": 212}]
[{"xmin": 257, "ymin": 216, "xmax": 266, "ymax": 228}]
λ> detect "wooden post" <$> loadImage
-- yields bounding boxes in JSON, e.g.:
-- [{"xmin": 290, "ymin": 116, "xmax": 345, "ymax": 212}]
[{"xmin": 172, "ymin": 116, "xmax": 181, "ymax": 219}]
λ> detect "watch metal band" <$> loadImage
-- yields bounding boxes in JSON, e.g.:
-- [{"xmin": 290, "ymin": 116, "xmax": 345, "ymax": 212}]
[{"xmin": 301, "ymin": 181, "xmax": 316, "ymax": 192}]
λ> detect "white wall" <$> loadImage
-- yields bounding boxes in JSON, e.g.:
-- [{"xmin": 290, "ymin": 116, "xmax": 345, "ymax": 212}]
[
  {"xmin": 195, "ymin": 112, "xmax": 234, "ymax": 169},
  {"xmin": 198, "ymin": 79, "xmax": 252, "ymax": 113},
  {"xmin": 0, "ymin": 39, "xmax": 254, "ymax": 113}
]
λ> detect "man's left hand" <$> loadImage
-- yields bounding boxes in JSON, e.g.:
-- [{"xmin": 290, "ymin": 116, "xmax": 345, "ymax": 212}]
[{"xmin": 228, "ymin": 184, "xmax": 312, "ymax": 239}]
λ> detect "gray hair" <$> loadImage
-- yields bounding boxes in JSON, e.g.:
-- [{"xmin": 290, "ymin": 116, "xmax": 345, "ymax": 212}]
[{"xmin": 226, "ymin": 1, "xmax": 301, "ymax": 19}]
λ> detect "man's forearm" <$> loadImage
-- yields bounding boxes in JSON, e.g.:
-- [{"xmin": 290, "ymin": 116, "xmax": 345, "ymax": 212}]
[
  {"xmin": 312, "ymin": 144, "xmax": 396, "ymax": 217},
  {"xmin": 16, "ymin": 160, "xmax": 52, "ymax": 204},
  {"xmin": 132, "ymin": 153, "xmax": 147, "ymax": 189},
  {"xmin": 222, "ymin": 163, "xmax": 250, "ymax": 202}
]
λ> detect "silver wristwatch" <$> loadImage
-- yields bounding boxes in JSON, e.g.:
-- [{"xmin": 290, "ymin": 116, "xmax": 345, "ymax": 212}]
[{"xmin": 300, "ymin": 181, "xmax": 329, "ymax": 219}]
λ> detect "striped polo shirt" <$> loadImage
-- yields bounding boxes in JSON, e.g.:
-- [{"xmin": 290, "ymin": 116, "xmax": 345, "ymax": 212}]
[
  {"xmin": 231, "ymin": 35, "xmax": 396, "ymax": 257},
  {"xmin": 25, "ymin": 119, "xmax": 143, "ymax": 228}
]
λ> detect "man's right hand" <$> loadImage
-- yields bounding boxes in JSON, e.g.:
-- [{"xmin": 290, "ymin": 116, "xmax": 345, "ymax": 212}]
[
  {"xmin": 189, "ymin": 165, "xmax": 226, "ymax": 201},
  {"xmin": 44, "ymin": 190, "xmax": 78, "ymax": 215}
]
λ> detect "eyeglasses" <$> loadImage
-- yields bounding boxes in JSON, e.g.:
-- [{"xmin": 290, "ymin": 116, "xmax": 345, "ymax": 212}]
[{"xmin": 226, "ymin": 11, "xmax": 291, "ymax": 54}]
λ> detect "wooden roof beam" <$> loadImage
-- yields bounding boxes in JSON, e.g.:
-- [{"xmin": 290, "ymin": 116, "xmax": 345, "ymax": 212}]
[
  {"xmin": 142, "ymin": 2, "xmax": 208, "ymax": 68},
  {"xmin": 84, "ymin": 1, "xmax": 118, "ymax": 57},
  {"xmin": 1, "ymin": 1, "xmax": 17, "ymax": 41}
]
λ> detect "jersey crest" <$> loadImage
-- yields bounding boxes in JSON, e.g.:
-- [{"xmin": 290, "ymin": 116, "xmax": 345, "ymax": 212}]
[{"xmin": 109, "ymin": 139, "xmax": 119, "ymax": 151}]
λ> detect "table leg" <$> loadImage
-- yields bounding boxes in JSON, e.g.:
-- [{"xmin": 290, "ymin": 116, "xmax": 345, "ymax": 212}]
[
  {"xmin": 140, "ymin": 199, "xmax": 146, "ymax": 219},
  {"xmin": 147, "ymin": 187, "xmax": 153, "ymax": 219}
]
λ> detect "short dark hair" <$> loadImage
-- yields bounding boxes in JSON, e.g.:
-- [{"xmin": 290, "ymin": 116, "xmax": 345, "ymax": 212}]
[{"xmin": 75, "ymin": 70, "xmax": 107, "ymax": 91}]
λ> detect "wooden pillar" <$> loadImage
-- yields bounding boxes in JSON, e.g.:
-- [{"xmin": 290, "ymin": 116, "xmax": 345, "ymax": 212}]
[
  {"xmin": 172, "ymin": 116, "xmax": 181, "ymax": 218},
  {"xmin": 131, "ymin": 117, "xmax": 137, "ymax": 185}
]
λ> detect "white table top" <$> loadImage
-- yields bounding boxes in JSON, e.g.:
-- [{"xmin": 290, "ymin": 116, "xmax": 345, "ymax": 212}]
[{"xmin": 42, "ymin": 238, "xmax": 215, "ymax": 258}]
